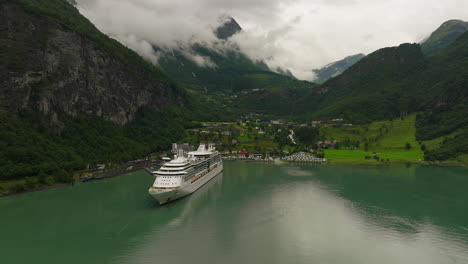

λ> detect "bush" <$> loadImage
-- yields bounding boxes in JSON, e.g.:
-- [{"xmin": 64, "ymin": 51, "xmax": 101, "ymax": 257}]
[
  {"xmin": 25, "ymin": 176, "xmax": 39, "ymax": 188},
  {"xmin": 10, "ymin": 183, "xmax": 26, "ymax": 193},
  {"xmin": 53, "ymin": 169, "xmax": 73, "ymax": 183},
  {"xmin": 38, "ymin": 171, "xmax": 47, "ymax": 184},
  {"xmin": 44, "ymin": 176, "xmax": 55, "ymax": 186},
  {"xmin": 315, "ymin": 152, "xmax": 325, "ymax": 158}
]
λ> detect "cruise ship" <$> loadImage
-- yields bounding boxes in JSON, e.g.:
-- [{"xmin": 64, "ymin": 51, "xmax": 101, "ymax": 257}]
[{"xmin": 147, "ymin": 143, "xmax": 223, "ymax": 204}]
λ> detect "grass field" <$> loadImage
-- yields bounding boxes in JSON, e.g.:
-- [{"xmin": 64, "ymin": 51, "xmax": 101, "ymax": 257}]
[{"xmin": 321, "ymin": 115, "xmax": 425, "ymax": 164}]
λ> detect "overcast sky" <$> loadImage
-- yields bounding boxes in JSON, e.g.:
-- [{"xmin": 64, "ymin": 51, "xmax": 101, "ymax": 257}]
[{"xmin": 76, "ymin": 0, "xmax": 468, "ymax": 80}]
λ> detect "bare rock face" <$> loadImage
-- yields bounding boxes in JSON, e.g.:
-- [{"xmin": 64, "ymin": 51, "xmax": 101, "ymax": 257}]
[{"xmin": 0, "ymin": 3, "xmax": 184, "ymax": 126}]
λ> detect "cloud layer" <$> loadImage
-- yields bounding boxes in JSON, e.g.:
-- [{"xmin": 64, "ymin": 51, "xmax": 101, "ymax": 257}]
[{"xmin": 76, "ymin": 0, "xmax": 468, "ymax": 80}]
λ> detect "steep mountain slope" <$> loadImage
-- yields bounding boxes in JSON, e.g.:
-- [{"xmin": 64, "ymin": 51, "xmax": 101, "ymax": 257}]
[
  {"xmin": 156, "ymin": 44, "xmax": 269, "ymax": 93},
  {"xmin": 300, "ymin": 44, "xmax": 426, "ymax": 122},
  {"xmin": 156, "ymin": 18, "xmax": 316, "ymax": 116},
  {"xmin": 421, "ymin": 19, "xmax": 468, "ymax": 56},
  {"xmin": 312, "ymin": 53, "xmax": 365, "ymax": 83},
  {"xmin": 0, "ymin": 0, "xmax": 191, "ymax": 182},
  {"xmin": 413, "ymin": 31, "xmax": 468, "ymax": 161},
  {"xmin": 1, "ymin": 0, "xmax": 185, "ymax": 125}
]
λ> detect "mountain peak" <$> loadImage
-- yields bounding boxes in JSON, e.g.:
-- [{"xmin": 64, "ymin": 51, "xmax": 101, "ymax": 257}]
[
  {"xmin": 440, "ymin": 19, "xmax": 468, "ymax": 28},
  {"xmin": 312, "ymin": 53, "xmax": 365, "ymax": 83},
  {"xmin": 421, "ymin": 19, "xmax": 468, "ymax": 56},
  {"xmin": 215, "ymin": 17, "xmax": 242, "ymax": 39}
]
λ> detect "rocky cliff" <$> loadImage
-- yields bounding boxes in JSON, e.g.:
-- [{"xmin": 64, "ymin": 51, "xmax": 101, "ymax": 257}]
[
  {"xmin": 0, "ymin": 2, "xmax": 185, "ymax": 126},
  {"xmin": 215, "ymin": 17, "xmax": 242, "ymax": 39}
]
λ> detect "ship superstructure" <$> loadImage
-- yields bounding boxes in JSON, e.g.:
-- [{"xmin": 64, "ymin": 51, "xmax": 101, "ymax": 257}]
[{"xmin": 148, "ymin": 143, "xmax": 223, "ymax": 204}]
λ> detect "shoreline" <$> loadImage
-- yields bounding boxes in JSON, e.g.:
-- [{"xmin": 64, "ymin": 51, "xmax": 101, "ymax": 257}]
[
  {"xmin": 0, "ymin": 160, "xmax": 162, "ymax": 198},
  {"xmin": 223, "ymin": 158, "xmax": 467, "ymax": 167},
  {"xmin": 2, "ymin": 159, "xmax": 466, "ymax": 198}
]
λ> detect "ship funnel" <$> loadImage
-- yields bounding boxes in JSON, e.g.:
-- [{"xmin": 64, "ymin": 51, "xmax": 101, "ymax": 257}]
[
  {"xmin": 178, "ymin": 148, "xmax": 186, "ymax": 157},
  {"xmin": 208, "ymin": 143, "xmax": 215, "ymax": 151},
  {"xmin": 197, "ymin": 143, "xmax": 206, "ymax": 152}
]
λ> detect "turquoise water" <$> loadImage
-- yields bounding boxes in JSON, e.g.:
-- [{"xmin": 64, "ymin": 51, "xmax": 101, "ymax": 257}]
[{"xmin": 1, "ymin": 162, "xmax": 467, "ymax": 263}]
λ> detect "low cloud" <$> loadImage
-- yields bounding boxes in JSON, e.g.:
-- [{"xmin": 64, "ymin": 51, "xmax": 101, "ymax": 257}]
[{"xmin": 76, "ymin": 0, "xmax": 468, "ymax": 81}]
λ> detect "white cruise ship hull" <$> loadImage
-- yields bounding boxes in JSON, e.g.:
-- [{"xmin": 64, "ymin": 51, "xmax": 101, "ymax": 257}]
[{"xmin": 149, "ymin": 162, "xmax": 223, "ymax": 205}]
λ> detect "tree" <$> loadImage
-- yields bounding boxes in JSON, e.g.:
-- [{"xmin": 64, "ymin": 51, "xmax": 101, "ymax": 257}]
[
  {"xmin": 421, "ymin": 144, "xmax": 426, "ymax": 151},
  {"xmin": 38, "ymin": 171, "xmax": 47, "ymax": 184},
  {"xmin": 294, "ymin": 127, "xmax": 319, "ymax": 146},
  {"xmin": 53, "ymin": 169, "xmax": 73, "ymax": 183},
  {"xmin": 405, "ymin": 143, "xmax": 412, "ymax": 150}
]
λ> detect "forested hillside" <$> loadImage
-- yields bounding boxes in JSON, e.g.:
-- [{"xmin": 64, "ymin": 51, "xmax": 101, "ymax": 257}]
[
  {"xmin": 0, "ymin": 0, "xmax": 205, "ymax": 183},
  {"xmin": 299, "ymin": 43, "xmax": 426, "ymax": 123}
]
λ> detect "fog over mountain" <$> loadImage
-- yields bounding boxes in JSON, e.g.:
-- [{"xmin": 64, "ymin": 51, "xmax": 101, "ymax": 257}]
[{"xmin": 76, "ymin": 0, "xmax": 468, "ymax": 81}]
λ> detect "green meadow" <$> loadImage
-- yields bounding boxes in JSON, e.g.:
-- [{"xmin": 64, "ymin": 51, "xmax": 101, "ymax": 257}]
[{"xmin": 321, "ymin": 115, "xmax": 425, "ymax": 164}]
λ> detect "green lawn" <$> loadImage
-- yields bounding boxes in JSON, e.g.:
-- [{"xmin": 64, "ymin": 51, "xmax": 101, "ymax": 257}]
[
  {"xmin": 324, "ymin": 149, "xmax": 424, "ymax": 165},
  {"xmin": 322, "ymin": 115, "xmax": 425, "ymax": 164}
]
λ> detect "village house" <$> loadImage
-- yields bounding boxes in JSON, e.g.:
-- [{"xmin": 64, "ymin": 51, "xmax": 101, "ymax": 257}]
[
  {"xmin": 317, "ymin": 140, "xmax": 338, "ymax": 149},
  {"xmin": 252, "ymin": 153, "xmax": 264, "ymax": 159},
  {"xmin": 271, "ymin": 120, "xmax": 285, "ymax": 125}
]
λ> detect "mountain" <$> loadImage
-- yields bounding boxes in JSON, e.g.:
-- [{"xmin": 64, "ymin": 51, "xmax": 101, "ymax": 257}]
[
  {"xmin": 300, "ymin": 44, "xmax": 425, "ymax": 122},
  {"xmin": 216, "ymin": 17, "xmax": 242, "ymax": 39},
  {"xmin": 421, "ymin": 19, "xmax": 468, "ymax": 56},
  {"xmin": 0, "ymin": 0, "xmax": 195, "ymax": 181},
  {"xmin": 299, "ymin": 30, "xmax": 468, "ymax": 161},
  {"xmin": 155, "ymin": 17, "xmax": 316, "ymax": 116},
  {"xmin": 312, "ymin": 54, "xmax": 365, "ymax": 83},
  {"xmin": 1, "ymin": 0, "xmax": 186, "ymax": 126}
]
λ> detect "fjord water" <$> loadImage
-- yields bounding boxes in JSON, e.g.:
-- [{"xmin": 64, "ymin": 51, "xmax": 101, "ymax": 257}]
[{"xmin": 1, "ymin": 163, "xmax": 468, "ymax": 264}]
